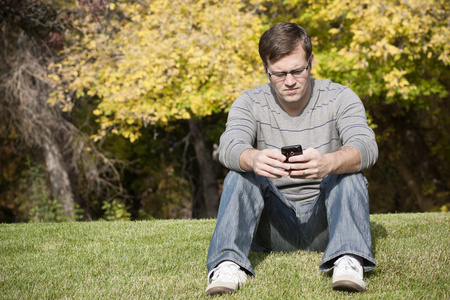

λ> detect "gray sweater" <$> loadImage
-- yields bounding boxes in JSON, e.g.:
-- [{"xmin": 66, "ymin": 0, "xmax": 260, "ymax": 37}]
[{"xmin": 218, "ymin": 78, "xmax": 378, "ymax": 202}]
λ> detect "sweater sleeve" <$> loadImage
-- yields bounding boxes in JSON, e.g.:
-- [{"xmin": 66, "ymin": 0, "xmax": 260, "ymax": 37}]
[
  {"xmin": 218, "ymin": 91, "xmax": 256, "ymax": 171},
  {"xmin": 336, "ymin": 87, "xmax": 378, "ymax": 171}
]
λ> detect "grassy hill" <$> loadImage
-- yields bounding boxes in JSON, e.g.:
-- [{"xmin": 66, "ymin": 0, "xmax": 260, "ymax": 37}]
[{"xmin": 1, "ymin": 213, "xmax": 448, "ymax": 299}]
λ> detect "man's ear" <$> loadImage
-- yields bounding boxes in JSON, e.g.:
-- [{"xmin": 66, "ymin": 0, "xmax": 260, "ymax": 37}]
[{"xmin": 263, "ymin": 63, "xmax": 270, "ymax": 78}]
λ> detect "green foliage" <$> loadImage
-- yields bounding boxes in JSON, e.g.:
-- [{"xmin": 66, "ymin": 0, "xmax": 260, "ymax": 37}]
[
  {"xmin": 25, "ymin": 158, "xmax": 59, "ymax": 222},
  {"xmin": 0, "ymin": 127, "xmax": 75, "ymax": 223},
  {"xmin": 96, "ymin": 122, "xmax": 195, "ymax": 220},
  {"xmin": 25, "ymin": 158, "xmax": 83, "ymax": 223},
  {"xmin": 429, "ymin": 202, "xmax": 450, "ymax": 213},
  {"xmin": 29, "ymin": 197, "xmax": 65, "ymax": 223},
  {"xmin": 0, "ymin": 126, "xmax": 23, "ymax": 223},
  {"xmin": 100, "ymin": 199, "xmax": 131, "ymax": 221},
  {"xmin": 65, "ymin": 95, "xmax": 197, "ymax": 220}
]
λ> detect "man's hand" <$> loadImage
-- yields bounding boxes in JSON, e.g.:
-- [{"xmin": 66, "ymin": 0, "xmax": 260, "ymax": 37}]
[
  {"xmin": 287, "ymin": 146, "xmax": 361, "ymax": 179},
  {"xmin": 239, "ymin": 148, "xmax": 291, "ymax": 178}
]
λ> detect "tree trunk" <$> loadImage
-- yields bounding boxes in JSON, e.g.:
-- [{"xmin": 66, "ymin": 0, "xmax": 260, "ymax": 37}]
[
  {"xmin": 188, "ymin": 118, "xmax": 219, "ymax": 218},
  {"xmin": 42, "ymin": 138, "xmax": 75, "ymax": 219}
]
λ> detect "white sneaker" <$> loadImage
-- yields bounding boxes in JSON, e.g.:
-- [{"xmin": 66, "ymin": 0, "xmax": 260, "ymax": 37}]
[
  {"xmin": 205, "ymin": 261, "xmax": 247, "ymax": 296},
  {"xmin": 332, "ymin": 255, "xmax": 366, "ymax": 292}
]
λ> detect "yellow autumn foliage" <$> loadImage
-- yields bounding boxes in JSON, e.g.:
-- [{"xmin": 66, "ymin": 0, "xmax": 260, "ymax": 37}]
[
  {"xmin": 50, "ymin": 0, "xmax": 450, "ymax": 142},
  {"xmin": 49, "ymin": 0, "xmax": 265, "ymax": 142},
  {"xmin": 308, "ymin": 0, "xmax": 450, "ymax": 102},
  {"xmin": 272, "ymin": 0, "xmax": 446, "ymax": 106}
]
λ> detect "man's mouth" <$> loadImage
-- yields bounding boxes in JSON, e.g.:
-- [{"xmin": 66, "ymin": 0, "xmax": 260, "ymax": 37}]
[{"xmin": 285, "ymin": 88, "xmax": 298, "ymax": 93}]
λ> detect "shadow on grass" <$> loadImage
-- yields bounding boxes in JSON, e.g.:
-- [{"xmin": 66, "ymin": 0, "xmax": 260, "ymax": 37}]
[
  {"xmin": 248, "ymin": 251, "xmax": 271, "ymax": 270},
  {"xmin": 365, "ymin": 221, "xmax": 388, "ymax": 279},
  {"xmin": 370, "ymin": 221, "xmax": 388, "ymax": 257}
]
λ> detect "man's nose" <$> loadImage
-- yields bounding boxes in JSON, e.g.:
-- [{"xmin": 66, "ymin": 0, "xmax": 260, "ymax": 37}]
[{"xmin": 284, "ymin": 73, "xmax": 296, "ymax": 85}]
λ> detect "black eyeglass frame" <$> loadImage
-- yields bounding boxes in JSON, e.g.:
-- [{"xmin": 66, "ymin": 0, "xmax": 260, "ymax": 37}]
[{"xmin": 266, "ymin": 56, "xmax": 311, "ymax": 82}]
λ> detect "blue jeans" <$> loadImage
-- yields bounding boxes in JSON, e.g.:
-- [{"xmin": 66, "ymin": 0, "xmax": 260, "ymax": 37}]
[{"xmin": 206, "ymin": 171, "xmax": 376, "ymax": 276}]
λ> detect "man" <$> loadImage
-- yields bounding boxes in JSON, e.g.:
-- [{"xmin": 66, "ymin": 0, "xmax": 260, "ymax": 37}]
[{"xmin": 205, "ymin": 22, "xmax": 378, "ymax": 296}]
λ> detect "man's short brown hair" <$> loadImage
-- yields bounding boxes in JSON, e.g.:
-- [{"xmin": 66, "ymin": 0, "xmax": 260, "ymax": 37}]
[{"xmin": 259, "ymin": 22, "xmax": 312, "ymax": 67}]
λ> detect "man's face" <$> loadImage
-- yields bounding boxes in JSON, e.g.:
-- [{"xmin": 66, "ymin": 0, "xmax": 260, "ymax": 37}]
[{"xmin": 266, "ymin": 44, "xmax": 313, "ymax": 110}]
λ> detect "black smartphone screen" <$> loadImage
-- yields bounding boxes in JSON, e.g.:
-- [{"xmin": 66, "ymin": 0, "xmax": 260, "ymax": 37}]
[{"xmin": 281, "ymin": 144, "xmax": 303, "ymax": 162}]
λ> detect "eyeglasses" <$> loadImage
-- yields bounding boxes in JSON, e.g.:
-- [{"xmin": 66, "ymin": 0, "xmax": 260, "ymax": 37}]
[{"xmin": 267, "ymin": 57, "xmax": 311, "ymax": 82}]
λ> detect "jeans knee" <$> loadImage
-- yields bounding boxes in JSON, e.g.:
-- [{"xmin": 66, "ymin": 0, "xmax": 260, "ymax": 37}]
[
  {"xmin": 221, "ymin": 171, "xmax": 265, "ymax": 203},
  {"xmin": 223, "ymin": 171, "xmax": 243, "ymax": 186},
  {"xmin": 224, "ymin": 171, "xmax": 271, "ymax": 191},
  {"xmin": 320, "ymin": 173, "xmax": 370, "ymax": 213},
  {"xmin": 320, "ymin": 172, "xmax": 368, "ymax": 192},
  {"xmin": 225, "ymin": 170, "xmax": 254, "ymax": 183}
]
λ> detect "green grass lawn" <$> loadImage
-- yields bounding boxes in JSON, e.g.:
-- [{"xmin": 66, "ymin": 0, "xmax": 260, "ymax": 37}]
[{"xmin": 1, "ymin": 213, "xmax": 449, "ymax": 299}]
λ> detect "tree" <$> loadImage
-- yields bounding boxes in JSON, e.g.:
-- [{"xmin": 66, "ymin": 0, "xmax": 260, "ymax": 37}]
[
  {"xmin": 50, "ymin": 0, "xmax": 265, "ymax": 217},
  {"xmin": 0, "ymin": 0, "xmax": 127, "ymax": 222},
  {"xmin": 0, "ymin": 0, "xmax": 77, "ymax": 219}
]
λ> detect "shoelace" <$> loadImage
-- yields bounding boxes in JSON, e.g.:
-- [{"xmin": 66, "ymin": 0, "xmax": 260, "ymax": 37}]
[{"xmin": 208, "ymin": 262, "xmax": 247, "ymax": 286}]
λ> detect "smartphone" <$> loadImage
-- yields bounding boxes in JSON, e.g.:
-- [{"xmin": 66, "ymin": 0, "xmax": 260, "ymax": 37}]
[{"xmin": 281, "ymin": 144, "xmax": 303, "ymax": 163}]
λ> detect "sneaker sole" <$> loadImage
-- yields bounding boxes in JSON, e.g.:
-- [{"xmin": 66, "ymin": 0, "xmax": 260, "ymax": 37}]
[
  {"xmin": 205, "ymin": 286, "xmax": 235, "ymax": 296},
  {"xmin": 332, "ymin": 280, "xmax": 366, "ymax": 292},
  {"xmin": 205, "ymin": 280, "xmax": 238, "ymax": 296}
]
